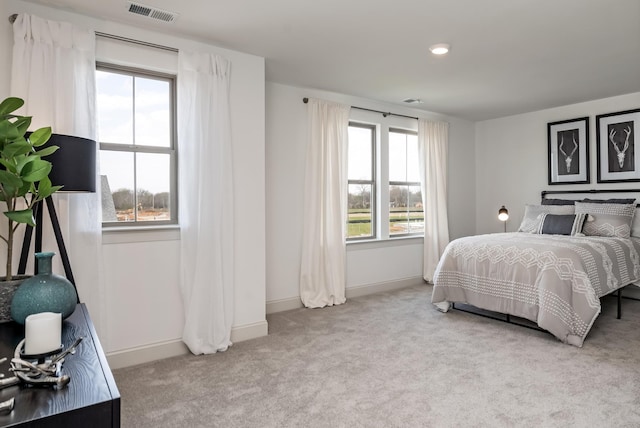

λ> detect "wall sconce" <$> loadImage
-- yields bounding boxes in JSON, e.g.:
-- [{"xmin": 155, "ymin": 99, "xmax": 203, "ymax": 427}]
[{"xmin": 498, "ymin": 205, "xmax": 509, "ymax": 232}]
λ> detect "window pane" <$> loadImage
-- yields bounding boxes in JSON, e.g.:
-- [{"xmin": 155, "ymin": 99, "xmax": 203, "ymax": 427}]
[
  {"xmin": 389, "ymin": 185, "xmax": 409, "ymax": 235},
  {"xmin": 96, "ymin": 71, "xmax": 133, "ymax": 145},
  {"xmin": 389, "ymin": 130, "xmax": 420, "ymax": 183},
  {"xmin": 408, "ymin": 185, "xmax": 424, "ymax": 234},
  {"xmin": 389, "ymin": 131, "xmax": 408, "ymax": 182},
  {"xmin": 135, "ymin": 77, "xmax": 171, "ymax": 148},
  {"xmin": 406, "ymin": 134, "xmax": 420, "ymax": 182},
  {"xmin": 348, "ymin": 184, "xmax": 372, "ymax": 238},
  {"xmin": 348, "ymin": 126, "xmax": 372, "ymax": 181},
  {"xmin": 136, "ymin": 153, "xmax": 171, "ymax": 222},
  {"xmin": 101, "ymin": 151, "xmax": 135, "ymax": 222},
  {"xmin": 389, "ymin": 184, "xmax": 424, "ymax": 235}
]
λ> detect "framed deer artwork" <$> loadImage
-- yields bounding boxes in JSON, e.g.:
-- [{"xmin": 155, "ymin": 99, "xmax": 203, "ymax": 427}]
[
  {"xmin": 548, "ymin": 117, "xmax": 590, "ymax": 185},
  {"xmin": 596, "ymin": 108, "xmax": 640, "ymax": 183}
]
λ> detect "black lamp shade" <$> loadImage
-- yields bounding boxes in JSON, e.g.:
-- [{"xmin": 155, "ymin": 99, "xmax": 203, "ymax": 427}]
[{"xmin": 40, "ymin": 134, "xmax": 97, "ymax": 193}]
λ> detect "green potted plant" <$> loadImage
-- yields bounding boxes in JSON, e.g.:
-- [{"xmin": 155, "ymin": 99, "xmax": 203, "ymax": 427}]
[{"xmin": 0, "ymin": 97, "xmax": 61, "ymax": 320}]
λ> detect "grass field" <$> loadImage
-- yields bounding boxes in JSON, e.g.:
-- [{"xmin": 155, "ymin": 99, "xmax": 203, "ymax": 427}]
[{"xmin": 348, "ymin": 208, "xmax": 423, "ymax": 237}]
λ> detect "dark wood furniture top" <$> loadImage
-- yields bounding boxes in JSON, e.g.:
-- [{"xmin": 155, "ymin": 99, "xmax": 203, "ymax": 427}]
[{"xmin": 0, "ymin": 304, "xmax": 120, "ymax": 427}]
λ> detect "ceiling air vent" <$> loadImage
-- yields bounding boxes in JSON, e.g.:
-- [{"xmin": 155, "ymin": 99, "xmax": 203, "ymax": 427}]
[{"xmin": 127, "ymin": 2, "xmax": 178, "ymax": 23}]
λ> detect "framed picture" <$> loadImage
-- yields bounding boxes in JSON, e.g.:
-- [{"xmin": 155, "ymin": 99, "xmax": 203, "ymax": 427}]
[
  {"xmin": 548, "ymin": 117, "xmax": 589, "ymax": 185},
  {"xmin": 597, "ymin": 108, "xmax": 640, "ymax": 183}
]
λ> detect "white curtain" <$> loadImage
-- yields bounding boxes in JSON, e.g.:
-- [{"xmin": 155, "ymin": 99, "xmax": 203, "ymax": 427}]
[
  {"xmin": 418, "ymin": 119, "xmax": 450, "ymax": 282},
  {"xmin": 178, "ymin": 51, "xmax": 234, "ymax": 354},
  {"xmin": 299, "ymin": 99, "xmax": 350, "ymax": 308},
  {"xmin": 10, "ymin": 14, "xmax": 105, "ymax": 332}
]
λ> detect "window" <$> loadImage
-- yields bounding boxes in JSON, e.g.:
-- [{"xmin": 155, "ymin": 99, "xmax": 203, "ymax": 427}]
[
  {"xmin": 96, "ymin": 63, "xmax": 177, "ymax": 226},
  {"xmin": 347, "ymin": 121, "xmax": 424, "ymax": 241},
  {"xmin": 347, "ymin": 123, "xmax": 375, "ymax": 239},
  {"xmin": 389, "ymin": 129, "xmax": 423, "ymax": 236}
]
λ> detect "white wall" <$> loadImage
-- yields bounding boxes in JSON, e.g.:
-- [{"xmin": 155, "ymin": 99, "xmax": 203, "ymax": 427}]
[
  {"xmin": 1, "ymin": 0, "xmax": 266, "ymax": 364},
  {"xmin": 475, "ymin": 92, "xmax": 640, "ymax": 235},
  {"xmin": 1, "ymin": 0, "xmax": 478, "ymax": 364},
  {"xmin": 266, "ymin": 82, "xmax": 476, "ymax": 305}
]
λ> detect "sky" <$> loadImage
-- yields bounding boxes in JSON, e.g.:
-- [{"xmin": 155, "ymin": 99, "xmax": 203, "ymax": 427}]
[
  {"xmin": 348, "ymin": 126, "xmax": 419, "ymax": 185},
  {"xmin": 96, "ymin": 70, "xmax": 171, "ymax": 195}
]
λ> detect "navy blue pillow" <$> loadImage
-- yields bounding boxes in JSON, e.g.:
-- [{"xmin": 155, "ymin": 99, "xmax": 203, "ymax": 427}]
[{"xmin": 540, "ymin": 214, "xmax": 586, "ymax": 236}]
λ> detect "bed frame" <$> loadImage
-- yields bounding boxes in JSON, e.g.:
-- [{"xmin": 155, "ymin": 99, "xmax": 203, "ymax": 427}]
[{"xmin": 450, "ymin": 188, "xmax": 640, "ymax": 333}]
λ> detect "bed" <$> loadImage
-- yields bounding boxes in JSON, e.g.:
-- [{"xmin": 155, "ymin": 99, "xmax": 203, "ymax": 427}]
[{"xmin": 431, "ymin": 190, "xmax": 640, "ymax": 347}]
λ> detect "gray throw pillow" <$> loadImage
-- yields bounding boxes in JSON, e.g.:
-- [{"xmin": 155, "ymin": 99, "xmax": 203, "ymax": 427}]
[
  {"xmin": 574, "ymin": 202, "xmax": 636, "ymax": 238},
  {"xmin": 632, "ymin": 208, "xmax": 640, "ymax": 238},
  {"xmin": 518, "ymin": 204, "xmax": 575, "ymax": 233}
]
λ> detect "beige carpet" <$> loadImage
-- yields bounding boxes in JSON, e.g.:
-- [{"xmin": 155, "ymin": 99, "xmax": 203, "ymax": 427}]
[{"xmin": 113, "ymin": 284, "xmax": 640, "ymax": 427}]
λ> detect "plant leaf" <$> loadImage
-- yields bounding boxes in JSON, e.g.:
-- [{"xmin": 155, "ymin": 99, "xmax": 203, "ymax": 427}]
[
  {"xmin": 0, "ymin": 120, "xmax": 21, "ymax": 143},
  {"xmin": 12, "ymin": 116, "xmax": 31, "ymax": 137},
  {"xmin": 34, "ymin": 145, "xmax": 58, "ymax": 158},
  {"xmin": 20, "ymin": 158, "xmax": 51, "ymax": 182},
  {"xmin": 4, "ymin": 209, "xmax": 35, "ymax": 226},
  {"xmin": 15, "ymin": 155, "xmax": 32, "ymax": 174},
  {"xmin": 0, "ymin": 98, "xmax": 24, "ymax": 116},
  {"xmin": 15, "ymin": 181, "xmax": 32, "ymax": 198},
  {"xmin": 3, "ymin": 140, "xmax": 32, "ymax": 158},
  {"xmin": 29, "ymin": 127, "xmax": 52, "ymax": 147},
  {"xmin": 37, "ymin": 176, "xmax": 51, "ymax": 197},
  {"xmin": 2, "ymin": 182, "xmax": 17, "ymax": 198},
  {"xmin": 0, "ymin": 169, "xmax": 23, "ymax": 188},
  {"xmin": 0, "ymin": 159, "xmax": 16, "ymax": 173}
]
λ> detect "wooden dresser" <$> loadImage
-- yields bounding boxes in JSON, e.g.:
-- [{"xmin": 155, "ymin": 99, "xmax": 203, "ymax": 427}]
[{"xmin": 0, "ymin": 304, "xmax": 120, "ymax": 427}]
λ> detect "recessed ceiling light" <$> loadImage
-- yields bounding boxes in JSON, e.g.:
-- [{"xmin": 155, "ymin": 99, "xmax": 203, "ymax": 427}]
[{"xmin": 429, "ymin": 43, "xmax": 450, "ymax": 55}]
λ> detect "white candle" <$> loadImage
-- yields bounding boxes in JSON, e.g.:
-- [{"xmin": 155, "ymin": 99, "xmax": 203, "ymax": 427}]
[{"xmin": 24, "ymin": 312, "xmax": 62, "ymax": 355}]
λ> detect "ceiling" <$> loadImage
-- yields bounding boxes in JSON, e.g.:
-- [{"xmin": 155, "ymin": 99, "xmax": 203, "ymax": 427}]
[{"xmin": 22, "ymin": 0, "xmax": 640, "ymax": 121}]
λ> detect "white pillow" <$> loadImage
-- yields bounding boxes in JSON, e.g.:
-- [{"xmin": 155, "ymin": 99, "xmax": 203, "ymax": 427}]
[
  {"xmin": 518, "ymin": 204, "xmax": 575, "ymax": 233},
  {"xmin": 575, "ymin": 202, "xmax": 635, "ymax": 238}
]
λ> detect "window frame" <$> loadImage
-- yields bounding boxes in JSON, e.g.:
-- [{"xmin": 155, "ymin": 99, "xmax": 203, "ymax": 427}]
[
  {"xmin": 97, "ymin": 62, "xmax": 178, "ymax": 227},
  {"xmin": 347, "ymin": 121, "xmax": 377, "ymax": 241},
  {"xmin": 388, "ymin": 127, "xmax": 423, "ymax": 238}
]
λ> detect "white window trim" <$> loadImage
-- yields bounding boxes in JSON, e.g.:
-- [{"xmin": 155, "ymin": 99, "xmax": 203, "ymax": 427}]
[
  {"xmin": 97, "ymin": 62, "xmax": 178, "ymax": 228},
  {"xmin": 347, "ymin": 110, "xmax": 420, "ymax": 243}
]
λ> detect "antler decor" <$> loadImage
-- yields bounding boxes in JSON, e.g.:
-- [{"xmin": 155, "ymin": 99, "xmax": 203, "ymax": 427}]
[
  {"xmin": 0, "ymin": 337, "xmax": 83, "ymax": 414},
  {"xmin": 609, "ymin": 126, "xmax": 632, "ymax": 169},
  {"xmin": 559, "ymin": 132, "xmax": 579, "ymax": 172}
]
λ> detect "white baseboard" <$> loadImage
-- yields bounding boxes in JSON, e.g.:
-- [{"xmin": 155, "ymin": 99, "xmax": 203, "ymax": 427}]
[
  {"xmin": 346, "ymin": 276, "xmax": 426, "ymax": 298},
  {"xmin": 107, "ymin": 339, "xmax": 189, "ymax": 370},
  {"xmin": 266, "ymin": 276, "xmax": 425, "ymax": 314},
  {"xmin": 106, "ymin": 320, "xmax": 269, "ymax": 369},
  {"xmin": 266, "ymin": 296, "xmax": 304, "ymax": 314},
  {"xmin": 231, "ymin": 320, "xmax": 269, "ymax": 342}
]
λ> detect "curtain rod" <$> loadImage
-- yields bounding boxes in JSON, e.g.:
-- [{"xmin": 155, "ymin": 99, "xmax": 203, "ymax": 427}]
[
  {"xmin": 302, "ymin": 97, "xmax": 418, "ymax": 120},
  {"xmin": 8, "ymin": 14, "xmax": 178, "ymax": 53},
  {"xmin": 95, "ymin": 32, "xmax": 178, "ymax": 53}
]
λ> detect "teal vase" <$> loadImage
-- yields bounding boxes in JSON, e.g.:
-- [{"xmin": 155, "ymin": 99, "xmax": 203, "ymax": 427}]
[{"xmin": 10, "ymin": 252, "xmax": 77, "ymax": 325}]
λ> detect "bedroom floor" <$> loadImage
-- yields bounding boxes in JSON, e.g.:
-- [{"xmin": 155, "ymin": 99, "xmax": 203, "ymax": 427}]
[{"xmin": 114, "ymin": 284, "xmax": 640, "ymax": 427}]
